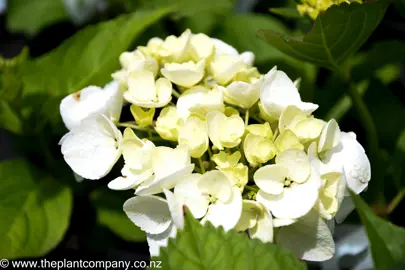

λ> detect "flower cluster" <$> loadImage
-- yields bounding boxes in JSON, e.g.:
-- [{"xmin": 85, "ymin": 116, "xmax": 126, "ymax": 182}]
[
  {"xmin": 59, "ymin": 29, "xmax": 371, "ymax": 261},
  {"xmin": 297, "ymin": 0, "xmax": 362, "ymax": 19}
]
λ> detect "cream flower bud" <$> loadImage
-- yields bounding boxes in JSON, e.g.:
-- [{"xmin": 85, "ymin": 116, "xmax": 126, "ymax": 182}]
[
  {"xmin": 119, "ymin": 50, "xmax": 159, "ymax": 76},
  {"xmin": 222, "ymin": 77, "xmax": 263, "ymax": 109},
  {"xmin": 235, "ymin": 200, "xmax": 273, "ymax": 243},
  {"xmin": 160, "ymin": 29, "xmax": 192, "ymax": 63},
  {"xmin": 130, "ymin": 105, "xmax": 155, "ymax": 128},
  {"xmin": 246, "ymin": 122, "xmax": 274, "ymax": 140},
  {"xmin": 123, "ymin": 70, "xmax": 172, "ymax": 108},
  {"xmin": 220, "ymin": 163, "xmax": 248, "ymax": 191},
  {"xmin": 190, "ymin": 33, "xmax": 215, "ymax": 62},
  {"xmin": 274, "ymin": 129, "xmax": 304, "ymax": 153},
  {"xmin": 260, "ymin": 67, "xmax": 318, "ymax": 119},
  {"xmin": 60, "ymin": 81, "xmax": 123, "ymax": 130},
  {"xmin": 178, "ymin": 116, "xmax": 209, "ymax": 158},
  {"xmin": 155, "ymin": 106, "xmax": 183, "ymax": 141},
  {"xmin": 244, "ymin": 133, "xmax": 277, "ymax": 166},
  {"xmin": 210, "ymin": 54, "xmax": 245, "ymax": 85},
  {"xmin": 279, "ymin": 106, "xmax": 325, "ymax": 142},
  {"xmin": 212, "ymin": 151, "xmax": 241, "ymax": 169},
  {"xmin": 206, "ymin": 111, "xmax": 245, "ymax": 150},
  {"xmin": 211, "ymin": 38, "xmax": 255, "ymax": 66},
  {"xmin": 176, "ymin": 86, "xmax": 224, "ymax": 120},
  {"xmin": 161, "ymin": 60, "xmax": 205, "ymax": 87}
]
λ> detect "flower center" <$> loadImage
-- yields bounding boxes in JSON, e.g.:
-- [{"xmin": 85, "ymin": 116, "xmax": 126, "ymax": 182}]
[{"xmin": 284, "ymin": 177, "xmax": 292, "ymax": 188}]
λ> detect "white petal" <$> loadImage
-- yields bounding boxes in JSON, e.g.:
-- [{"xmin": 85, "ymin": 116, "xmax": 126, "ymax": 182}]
[
  {"xmin": 335, "ymin": 195, "xmax": 355, "ymax": 224},
  {"xmin": 250, "ymin": 205, "xmax": 273, "ymax": 243},
  {"xmin": 212, "ymin": 38, "xmax": 239, "ymax": 56},
  {"xmin": 198, "ymin": 170, "xmax": 233, "ymax": 203},
  {"xmin": 257, "ymin": 164, "xmax": 321, "ymax": 219},
  {"xmin": 240, "ymin": 51, "xmax": 255, "ymax": 66},
  {"xmin": 273, "ymin": 218, "xmax": 297, "ymax": 228},
  {"xmin": 146, "ymin": 223, "xmax": 177, "ymax": 257},
  {"xmin": 235, "ymin": 200, "xmax": 261, "ymax": 231},
  {"xmin": 323, "ymin": 132, "xmax": 370, "ymax": 194},
  {"xmin": 107, "ymin": 168, "xmax": 153, "ymax": 190},
  {"xmin": 277, "ymin": 211, "xmax": 335, "ymax": 261},
  {"xmin": 123, "ymin": 195, "xmax": 172, "ymax": 234},
  {"xmin": 276, "ymin": 149, "xmax": 310, "ymax": 184},
  {"xmin": 60, "ymin": 82, "xmax": 123, "ymax": 130},
  {"xmin": 254, "ymin": 164, "xmax": 287, "ymax": 195},
  {"xmin": 163, "ymin": 189, "xmax": 184, "ymax": 230},
  {"xmin": 318, "ymin": 119, "xmax": 340, "ymax": 153},
  {"xmin": 135, "ymin": 164, "xmax": 194, "ymax": 196},
  {"xmin": 174, "ymin": 174, "xmax": 210, "ymax": 219},
  {"xmin": 60, "ymin": 115, "xmax": 122, "ymax": 180},
  {"xmin": 260, "ymin": 70, "xmax": 301, "ymax": 118},
  {"xmin": 203, "ymin": 187, "xmax": 242, "ymax": 231}
]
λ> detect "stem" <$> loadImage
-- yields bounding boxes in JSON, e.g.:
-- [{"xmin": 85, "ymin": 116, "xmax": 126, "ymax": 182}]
[
  {"xmin": 198, "ymin": 158, "xmax": 206, "ymax": 174},
  {"xmin": 250, "ymin": 114, "xmax": 264, "ymax": 124},
  {"xmin": 116, "ymin": 122, "xmax": 157, "ymax": 133},
  {"xmin": 172, "ymin": 89, "xmax": 181, "ymax": 99},
  {"xmin": 245, "ymin": 109, "xmax": 249, "ymax": 127},
  {"xmin": 345, "ymin": 79, "xmax": 384, "ymax": 204},
  {"xmin": 244, "ymin": 185, "xmax": 259, "ymax": 192},
  {"xmin": 347, "ymin": 85, "xmax": 379, "ymax": 159},
  {"xmin": 387, "ymin": 187, "xmax": 405, "ymax": 214}
]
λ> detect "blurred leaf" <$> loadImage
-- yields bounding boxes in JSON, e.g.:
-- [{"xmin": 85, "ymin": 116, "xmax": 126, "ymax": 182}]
[
  {"xmin": 156, "ymin": 211, "xmax": 307, "ymax": 270},
  {"xmin": 324, "ymin": 80, "xmax": 368, "ymax": 122},
  {"xmin": 363, "ymin": 78, "xmax": 405, "ymax": 151},
  {"xmin": 0, "ymin": 159, "xmax": 73, "ymax": 259},
  {"xmin": 352, "ymin": 40, "xmax": 405, "ymax": 82},
  {"xmin": 258, "ymin": 1, "xmax": 388, "ymax": 71},
  {"xmin": 7, "ymin": 0, "xmax": 68, "ymax": 34},
  {"xmin": 21, "ymin": 8, "xmax": 171, "ymax": 97},
  {"xmin": 215, "ymin": 13, "xmax": 290, "ymax": 65},
  {"xmin": 0, "ymin": 102, "xmax": 23, "ymax": 134},
  {"xmin": 214, "ymin": 13, "xmax": 317, "ymax": 101},
  {"xmin": 351, "ymin": 191, "xmax": 405, "ymax": 269},
  {"xmin": 180, "ymin": 12, "xmax": 218, "ymax": 35},
  {"xmin": 139, "ymin": 0, "xmax": 233, "ymax": 17},
  {"xmin": 269, "ymin": 7, "xmax": 303, "ymax": 19},
  {"xmin": 91, "ymin": 188, "xmax": 146, "ymax": 242}
]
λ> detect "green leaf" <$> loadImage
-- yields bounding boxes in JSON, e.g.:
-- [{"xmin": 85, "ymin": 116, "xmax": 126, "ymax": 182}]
[
  {"xmin": 0, "ymin": 159, "xmax": 73, "ymax": 259},
  {"xmin": 258, "ymin": 1, "xmax": 388, "ymax": 71},
  {"xmin": 216, "ymin": 14, "xmax": 290, "ymax": 65},
  {"xmin": 156, "ymin": 212, "xmax": 306, "ymax": 270},
  {"xmin": 7, "ymin": 0, "xmax": 68, "ymax": 34},
  {"xmin": 91, "ymin": 188, "xmax": 146, "ymax": 242},
  {"xmin": 351, "ymin": 191, "xmax": 405, "ymax": 269},
  {"xmin": 0, "ymin": 102, "xmax": 23, "ymax": 134},
  {"xmin": 21, "ymin": 8, "xmax": 171, "ymax": 97}
]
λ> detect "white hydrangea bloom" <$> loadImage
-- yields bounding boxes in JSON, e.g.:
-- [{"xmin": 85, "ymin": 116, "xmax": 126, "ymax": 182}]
[
  {"xmin": 174, "ymin": 171, "xmax": 242, "ymax": 231},
  {"xmin": 260, "ymin": 67, "xmax": 318, "ymax": 119},
  {"xmin": 60, "ymin": 81, "xmax": 123, "ymax": 130},
  {"xmin": 60, "ymin": 114, "xmax": 122, "ymax": 180},
  {"xmin": 161, "ymin": 60, "xmax": 205, "ymax": 87},
  {"xmin": 123, "ymin": 189, "xmax": 183, "ymax": 257},
  {"xmin": 135, "ymin": 145, "xmax": 195, "ymax": 196},
  {"xmin": 211, "ymin": 38, "xmax": 255, "ymax": 66},
  {"xmin": 322, "ymin": 132, "xmax": 371, "ymax": 194},
  {"xmin": 124, "ymin": 70, "xmax": 172, "ymax": 108},
  {"xmin": 176, "ymin": 86, "xmax": 224, "ymax": 120},
  {"xmin": 255, "ymin": 149, "xmax": 322, "ymax": 219},
  {"xmin": 277, "ymin": 211, "xmax": 335, "ymax": 261}
]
